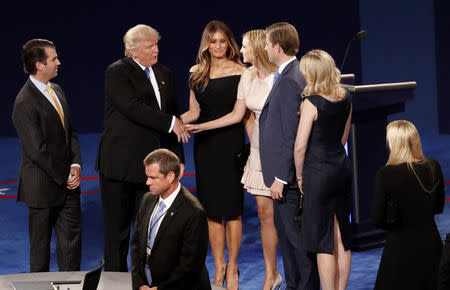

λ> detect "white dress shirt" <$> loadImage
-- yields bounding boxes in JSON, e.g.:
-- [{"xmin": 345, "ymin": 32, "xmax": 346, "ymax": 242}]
[
  {"xmin": 147, "ymin": 182, "xmax": 181, "ymax": 238},
  {"xmin": 30, "ymin": 75, "xmax": 65, "ymax": 118},
  {"xmin": 29, "ymin": 76, "xmax": 81, "ymax": 172},
  {"xmin": 132, "ymin": 58, "xmax": 175, "ymax": 133}
]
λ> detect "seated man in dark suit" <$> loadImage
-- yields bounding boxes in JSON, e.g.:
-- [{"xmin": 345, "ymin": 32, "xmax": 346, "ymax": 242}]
[{"xmin": 131, "ymin": 149, "xmax": 210, "ymax": 290}]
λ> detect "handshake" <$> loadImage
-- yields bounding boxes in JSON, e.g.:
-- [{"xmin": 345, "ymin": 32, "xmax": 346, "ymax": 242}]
[
  {"xmin": 173, "ymin": 118, "xmax": 206, "ymax": 143},
  {"xmin": 173, "ymin": 118, "xmax": 190, "ymax": 143}
]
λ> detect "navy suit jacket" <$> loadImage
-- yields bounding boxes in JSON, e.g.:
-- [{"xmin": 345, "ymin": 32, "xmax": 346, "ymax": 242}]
[{"xmin": 259, "ymin": 58, "xmax": 306, "ymax": 187}]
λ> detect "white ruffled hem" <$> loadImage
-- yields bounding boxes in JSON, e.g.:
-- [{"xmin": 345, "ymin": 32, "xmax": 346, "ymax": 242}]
[{"xmin": 241, "ymin": 166, "xmax": 270, "ymax": 197}]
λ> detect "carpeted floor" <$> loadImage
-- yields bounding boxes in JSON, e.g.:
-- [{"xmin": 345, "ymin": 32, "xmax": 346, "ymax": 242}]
[{"xmin": 0, "ymin": 132, "xmax": 449, "ymax": 289}]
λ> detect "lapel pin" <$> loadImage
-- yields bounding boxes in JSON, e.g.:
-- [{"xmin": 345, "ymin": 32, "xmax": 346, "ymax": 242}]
[
  {"xmin": 170, "ymin": 212, "xmax": 174, "ymax": 216},
  {"xmin": 161, "ymin": 81, "xmax": 165, "ymax": 85}
]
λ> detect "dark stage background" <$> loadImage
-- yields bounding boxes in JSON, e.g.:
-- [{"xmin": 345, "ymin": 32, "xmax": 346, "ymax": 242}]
[
  {"xmin": 2, "ymin": 0, "xmax": 449, "ymax": 136},
  {"xmin": 2, "ymin": 0, "xmax": 362, "ymax": 136}
]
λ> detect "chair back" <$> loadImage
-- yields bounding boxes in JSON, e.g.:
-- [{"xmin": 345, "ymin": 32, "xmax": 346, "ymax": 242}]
[{"xmin": 82, "ymin": 259, "xmax": 105, "ymax": 290}]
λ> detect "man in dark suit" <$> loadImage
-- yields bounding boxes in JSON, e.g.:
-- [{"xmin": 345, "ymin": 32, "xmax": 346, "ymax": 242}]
[
  {"xmin": 131, "ymin": 149, "xmax": 210, "ymax": 290},
  {"xmin": 12, "ymin": 39, "xmax": 82, "ymax": 272},
  {"xmin": 96, "ymin": 24, "xmax": 189, "ymax": 271},
  {"xmin": 259, "ymin": 23, "xmax": 319, "ymax": 290}
]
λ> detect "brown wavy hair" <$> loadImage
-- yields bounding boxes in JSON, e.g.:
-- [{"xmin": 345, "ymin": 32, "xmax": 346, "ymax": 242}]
[{"xmin": 189, "ymin": 20, "xmax": 242, "ymax": 91}]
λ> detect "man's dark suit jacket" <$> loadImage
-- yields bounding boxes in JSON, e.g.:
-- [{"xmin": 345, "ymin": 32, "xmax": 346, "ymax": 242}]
[
  {"xmin": 12, "ymin": 78, "xmax": 81, "ymax": 208},
  {"xmin": 259, "ymin": 58, "xmax": 305, "ymax": 187},
  {"xmin": 131, "ymin": 186, "xmax": 210, "ymax": 290},
  {"xmin": 96, "ymin": 57, "xmax": 184, "ymax": 183}
]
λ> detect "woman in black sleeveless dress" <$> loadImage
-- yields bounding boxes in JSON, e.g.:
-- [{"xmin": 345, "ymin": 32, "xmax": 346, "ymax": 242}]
[
  {"xmin": 181, "ymin": 20, "xmax": 245, "ymax": 290},
  {"xmin": 294, "ymin": 50, "xmax": 352, "ymax": 290}
]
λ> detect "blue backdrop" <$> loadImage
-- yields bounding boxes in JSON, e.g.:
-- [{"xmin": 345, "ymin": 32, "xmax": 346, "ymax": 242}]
[
  {"xmin": 2, "ymin": 0, "xmax": 361, "ymax": 136},
  {"xmin": 3, "ymin": 0, "xmax": 448, "ymax": 136}
]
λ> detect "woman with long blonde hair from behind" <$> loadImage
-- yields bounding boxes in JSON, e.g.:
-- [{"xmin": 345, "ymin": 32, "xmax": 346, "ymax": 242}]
[
  {"xmin": 294, "ymin": 49, "xmax": 352, "ymax": 290},
  {"xmin": 372, "ymin": 120, "xmax": 444, "ymax": 290},
  {"xmin": 186, "ymin": 29, "xmax": 282, "ymax": 289}
]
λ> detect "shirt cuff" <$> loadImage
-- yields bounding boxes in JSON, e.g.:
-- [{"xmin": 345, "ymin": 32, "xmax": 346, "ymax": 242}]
[
  {"xmin": 275, "ymin": 177, "xmax": 287, "ymax": 184},
  {"xmin": 168, "ymin": 116, "xmax": 176, "ymax": 133},
  {"xmin": 68, "ymin": 164, "xmax": 81, "ymax": 180}
]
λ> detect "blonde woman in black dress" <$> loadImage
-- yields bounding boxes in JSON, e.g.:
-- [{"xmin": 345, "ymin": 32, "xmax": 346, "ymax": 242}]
[
  {"xmin": 372, "ymin": 120, "xmax": 444, "ymax": 290},
  {"xmin": 181, "ymin": 20, "xmax": 245, "ymax": 290},
  {"xmin": 294, "ymin": 50, "xmax": 352, "ymax": 290}
]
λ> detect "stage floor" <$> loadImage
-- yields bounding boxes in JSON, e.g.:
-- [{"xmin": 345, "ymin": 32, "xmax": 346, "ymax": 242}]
[{"xmin": 1, "ymin": 133, "xmax": 449, "ymax": 289}]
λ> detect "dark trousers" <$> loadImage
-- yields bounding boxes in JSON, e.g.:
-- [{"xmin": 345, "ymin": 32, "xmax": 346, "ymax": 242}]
[
  {"xmin": 273, "ymin": 188, "xmax": 319, "ymax": 290},
  {"xmin": 100, "ymin": 175, "xmax": 147, "ymax": 272},
  {"xmin": 28, "ymin": 188, "xmax": 81, "ymax": 272},
  {"xmin": 438, "ymin": 233, "xmax": 450, "ymax": 290}
]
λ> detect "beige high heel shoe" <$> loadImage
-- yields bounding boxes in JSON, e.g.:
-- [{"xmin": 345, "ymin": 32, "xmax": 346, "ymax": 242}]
[{"xmin": 271, "ymin": 273, "xmax": 283, "ymax": 290}]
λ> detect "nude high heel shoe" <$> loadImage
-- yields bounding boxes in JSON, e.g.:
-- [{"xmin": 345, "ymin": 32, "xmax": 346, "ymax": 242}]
[{"xmin": 271, "ymin": 273, "xmax": 283, "ymax": 290}]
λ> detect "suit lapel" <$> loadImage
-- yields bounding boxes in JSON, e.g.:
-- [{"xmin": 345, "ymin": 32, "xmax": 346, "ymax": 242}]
[
  {"xmin": 151, "ymin": 187, "xmax": 185, "ymax": 249},
  {"xmin": 51, "ymin": 84, "xmax": 69, "ymax": 139},
  {"xmin": 27, "ymin": 80, "xmax": 67, "ymax": 137},
  {"xmin": 262, "ymin": 59, "xmax": 298, "ymax": 111},
  {"xmin": 125, "ymin": 58, "xmax": 161, "ymax": 110},
  {"xmin": 262, "ymin": 76, "xmax": 281, "ymax": 110},
  {"xmin": 143, "ymin": 196, "xmax": 159, "ymax": 247}
]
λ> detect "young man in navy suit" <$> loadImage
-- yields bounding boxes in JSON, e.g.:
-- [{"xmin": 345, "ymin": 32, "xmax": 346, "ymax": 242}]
[{"xmin": 259, "ymin": 22, "xmax": 319, "ymax": 290}]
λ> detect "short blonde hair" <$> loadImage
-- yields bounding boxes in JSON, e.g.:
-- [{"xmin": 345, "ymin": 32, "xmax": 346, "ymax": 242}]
[
  {"xmin": 386, "ymin": 120, "xmax": 424, "ymax": 166},
  {"xmin": 300, "ymin": 49, "xmax": 345, "ymax": 99},
  {"xmin": 123, "ymin": 24, "xmax": 160, "ymax": 57}
]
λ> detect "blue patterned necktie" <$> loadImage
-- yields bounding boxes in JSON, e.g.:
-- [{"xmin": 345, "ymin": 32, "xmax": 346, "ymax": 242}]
[
  {"xmin": 144, "ymin": 67, "xmax": 151, "ymax": 80},
  {"xmin": 273, "ymin": 70, "xmax": 280, "ymax": 85},
  {"xmin": 145, "ymin": 200, "xmax": 166, "ymax": 285}
]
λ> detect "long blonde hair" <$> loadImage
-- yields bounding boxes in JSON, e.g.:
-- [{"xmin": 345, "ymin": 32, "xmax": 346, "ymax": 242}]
[
  {"xmin": 242, "ymin": 29, "xmax": 277, "ymax": 80},
  {"xmin": 386, "ymin": 120, "xmax": 437, "ymax": 193},
  {"xmin": 299, "ymin": 49, "xmax": 345, "ymax": 99},
  {"xmin": 189, "ymin": 20, "xmax": 242, "ymax": 91}
]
